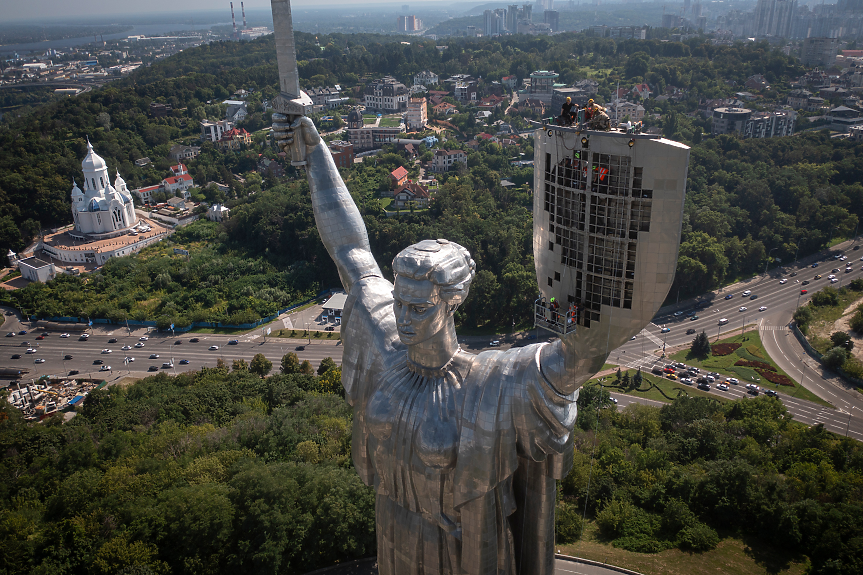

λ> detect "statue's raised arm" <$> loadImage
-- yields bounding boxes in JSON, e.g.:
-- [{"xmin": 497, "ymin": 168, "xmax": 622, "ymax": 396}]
[{"xmin": 273, "ymin": 114, "xmax": 381, "ymax": 292}]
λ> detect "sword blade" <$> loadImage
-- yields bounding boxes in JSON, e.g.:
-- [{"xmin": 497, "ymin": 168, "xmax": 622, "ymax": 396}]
[{"xmin": 271, "ymin": 0, "xmax": 300, "ymax": 99}]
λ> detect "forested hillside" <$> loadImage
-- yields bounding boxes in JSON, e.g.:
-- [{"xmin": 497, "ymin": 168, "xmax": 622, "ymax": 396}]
[
  {"xmin": 1, "ymin": 371, "xmax": 861, "ymax": 574},
  {"xmin": 1, "ymin": 31, "xmax": 862, "ymax": 321}
]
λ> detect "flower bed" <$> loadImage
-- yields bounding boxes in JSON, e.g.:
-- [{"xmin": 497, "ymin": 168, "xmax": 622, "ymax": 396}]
[
  {"xmin": 735, "ymin": 359, "xmax": 775, "ymax": 372},
  {"xmin": 712, "ymin": 343, "xmax": 742, "ymax": 356},
  {"xmin": 756, "ymin": 368, "xmax": 795, "ymax": 387}
]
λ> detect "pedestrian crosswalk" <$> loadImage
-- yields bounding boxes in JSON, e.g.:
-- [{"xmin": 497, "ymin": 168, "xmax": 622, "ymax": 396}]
[
  {"xmin": 641, "ymin": 328, "xmax": 664, "ymax": 346},
  {"xmin": 759, "ymin": 325, "xmax": 788, "ymax": 331}
]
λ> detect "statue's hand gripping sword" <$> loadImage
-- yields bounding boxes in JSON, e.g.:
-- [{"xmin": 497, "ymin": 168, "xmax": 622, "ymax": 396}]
[{"xmin": 270, "ymin": 0, "xmax": 314, "ymax": 166}]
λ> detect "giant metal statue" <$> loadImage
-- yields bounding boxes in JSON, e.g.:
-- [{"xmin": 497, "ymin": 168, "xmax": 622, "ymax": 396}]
[{"xmin": 269, "ymin": 2, "xmax": 688, "ymax": 573}]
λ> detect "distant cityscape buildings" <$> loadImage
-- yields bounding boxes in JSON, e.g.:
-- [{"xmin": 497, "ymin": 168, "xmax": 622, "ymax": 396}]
[{"xmin": 397, "ymin": 15, "xmax": 423, "ymax": 32}]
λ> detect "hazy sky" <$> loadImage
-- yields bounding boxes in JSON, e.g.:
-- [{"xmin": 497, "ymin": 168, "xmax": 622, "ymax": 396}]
[{"xmin": 5, "ymin": 0, "xmax": 446, "ymax": 23}]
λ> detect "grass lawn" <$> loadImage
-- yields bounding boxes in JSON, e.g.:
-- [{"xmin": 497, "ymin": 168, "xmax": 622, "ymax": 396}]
[
  {"xmin": 802, "ymin": 287, "xmax": 863, "ymax": 353},
  {"xmin": 380, "ymin": 197, "xmax": 393, "ymax": 209},
  {"xmin": 588, "ymin": 370, "xmax": 724, "ymax": 404},
  {"xmin": 559, "ymin": 521, "xmax": 808, "ymax": 575},
  {"xmin": 379, "ymin": 118, "xmax": 402, "ymax": 127},
  {"xmin": 273, "ymin": 329, "xmax": 340, "ymax": 340},
  {"xmin": 670, "ymin": 331, "xmax": 832, "ymax": 407},
  {"xmin": 187, "ymin": 326, "xmax": 254, "ymax": 335}
]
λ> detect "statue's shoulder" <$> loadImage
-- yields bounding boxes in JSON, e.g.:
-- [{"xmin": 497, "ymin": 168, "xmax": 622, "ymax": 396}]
[{"xmin": 341, "ymin": 276, "xmax": 402, "ymax": 386}]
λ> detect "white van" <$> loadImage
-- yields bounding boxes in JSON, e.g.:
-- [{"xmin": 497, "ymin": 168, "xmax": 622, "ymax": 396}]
[{"xmin": 718, "ymin": 318, "xmax": 729, "ymax": 325}]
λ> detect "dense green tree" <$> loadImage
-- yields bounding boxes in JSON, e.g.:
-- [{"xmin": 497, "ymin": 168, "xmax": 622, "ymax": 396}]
[
  {"xmin": 831, "ymin": 331, "xmax": 854, "ymax": 351},
  {"xmin": 317, "ymin": 357, "xmax": 337, "ymax": 376},
  {"xmin": 249, "ymin": 353, "xmax": 273, "ymax": 377},
  {"xmin": 281, "ymin": 352, "xmax": 300, "ymax": 374},
  {"xmin": 822, "ymin": 346, "xmax": 849, "ymax": 369},
  {"xmin": 690, "ymin": 331, "xmax": 711, "ymax": 357}
]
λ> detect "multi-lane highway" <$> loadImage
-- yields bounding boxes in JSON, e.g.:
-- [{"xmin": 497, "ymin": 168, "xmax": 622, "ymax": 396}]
[{"xmin": 4, "ymin": 239, "xmax": 863, "ymax": 439}]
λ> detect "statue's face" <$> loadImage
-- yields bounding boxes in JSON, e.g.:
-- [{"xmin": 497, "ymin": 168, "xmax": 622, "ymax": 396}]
[{"xmin": 393, "ymin": 275, "xmax": 450, "ymax": 346}]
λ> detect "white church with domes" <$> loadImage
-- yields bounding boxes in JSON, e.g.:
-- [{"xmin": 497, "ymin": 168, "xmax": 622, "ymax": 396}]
[
  {"xmin": 18, "ymin": 141, "xmax": 171, "ymax": 278},
  {"xmin": 70, "ymin": 141, "xmax": 138, "ymax": 239}
]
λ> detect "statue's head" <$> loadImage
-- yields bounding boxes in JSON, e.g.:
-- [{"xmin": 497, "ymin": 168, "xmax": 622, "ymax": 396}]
[{"xmin": 391, "ymin": 239, "xmax": 475, "ymax": 346}]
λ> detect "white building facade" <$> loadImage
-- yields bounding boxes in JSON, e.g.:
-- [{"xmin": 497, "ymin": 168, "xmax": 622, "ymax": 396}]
[{"xmin": 70, "ymin": 141, "xmax": 138, "ymax": 238}]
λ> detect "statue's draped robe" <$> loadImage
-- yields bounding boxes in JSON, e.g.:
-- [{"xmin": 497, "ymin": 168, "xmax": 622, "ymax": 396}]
[{"xmin": 341, "ymin": 276, "xmax": 579, "ymax": 575}]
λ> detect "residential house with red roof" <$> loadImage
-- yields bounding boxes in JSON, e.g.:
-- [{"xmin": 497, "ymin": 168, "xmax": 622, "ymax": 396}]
[
  {"xmin": 631, "ymin": 83, "xmax": 652, "ymax": 99},
  {"xmin": 217, "ymin": 127, "xmax": 252, "ymax": 151},
  {"xmin": 390, "ymin": 166, "xmax": 409, "ymax": 188},
  {"xmin": 393, "ymin": 182, "xmax": 430, "ymax": 209}
]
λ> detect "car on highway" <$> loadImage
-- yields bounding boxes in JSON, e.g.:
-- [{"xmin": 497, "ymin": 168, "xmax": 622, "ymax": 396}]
[
  {"xmin": 847, "ymin": 267, "xmax": 853, "ymax": 273},
  {"xmin": 64, "ymin": 354, "xmax": 73, "ymax": 360},
  {"xmin": 697, "ymin": 382, "xmax": 710, "ymax": 391},
  {"xmin": 802, "ymin": 280, "xmax": 810, "ymax": 285},
  {"xmin": 739, "ymin": 306, "xmax": 748, "ymax": 312},
  {"xmin": 140, "ymin": 336, "xmax": 149, "ymax": 341},
  {"xmin": 725, "ymin": 294, "xmax": 733, "ymax": 299},
  {"xmin": 708, "ymin": 372, "xmax": 720, "ymax": 378},
  {"xmin": 680, "ymin": 377, "xmax": 693, "ymax": 385},
  {"xmin": 652, "ymin": 367, "xmax": 663, "ymax": 375},
  {"xmin": 801, "ymin": 289, "xmax": 808, "ymax": 294},
  {"xmin": 779, "ymin": 279, "xmax": 787, "ymax": 284},
  {"xmin": 717, "ymin": 383, "xmax": 729, "ymax": 391},
  {"xmin": 35, "ymin": 358, "xmax": 45, "ymax": 364},
  {"xmin": 630, "ymin": 335, "xmax": 636, "ymax": 340},
  {"xmin": 742, "ymin": 290, "xmax": 751, "ymax": 296},
  {"xmin": 719, "ymin": 318, "xmax": 729, "ymax": 325},
  {"xmin": 11, "ymin": 354, "xmax": 21, "ymax": 359},
  {"xmin": 60, "ymin": 333, "xmax": 69, "ymax": 338},
  {"xmin": 209, "ymin": 345, "xmax": 219, "ymax": 350},
  {"xmin": 727, "ymin": 378, "xmax": 739, "ymax": 384},
  {"xmin": 690, "ymin": 315, "xmax": 698, "ymax": 320},
  {"xmin": 673, "ymin": 311, "xmax": 684, "ymax": 316},
  {"xmin": 149, "ymin": 366, "xmax": 159, "ymax": 371},
  {"xmin": 18, "ymin": 330, "xmax": 27, "ymax": 335},
  {"xmin": 759, "ymin": 306, "xmax": 767, "ymax": 311},
  {"xmin": 135, "ymin": 342, "xmax": 145, "ymax": 348},
  {"xmin": 228, "ymin": 339, "xmax": 239, "ymax": 345},
  {"xmin": 93, "ymin": 359, "xmax": 103, "ymax": 365},
  {"xmin": 35, "ymin": 335, "xmax": 44, "ymax": 340},
  {"xmin": 660, "ymin": 327, "xmax": 671, "ymax": 333},
  {"xmin": 490, "ymin": 340, "xmax": 500, "ymax": 346},
  {"xmin": 108, "ymin": 338, "xmax": 117, "ymax": 343},
  {"xmin": 840, "ymin": 256, "xmax": 848, "ymax": 261},
  {"xmin": 179, "ymin": 359, "xmax": 190, "ymax": 365},
  {"xmin": 667, "ymin": 373, "xmax": 677, "ymax": 380},
  {"xmin": 828, "ymin": 274, "xmax": 836, "ymax": 279},
  {"xmin": 79, "ymin": 335, "xmax": 89, "ymax": 341},
  {"xmin": 25, "ymin": 348, "xmax": 36, "ymax": 354},
  {"xmin": 812, "ymin": 263, "xmax": 819, "ymax": 268},
  {"xmin": 765, "ymin": 389, "xmax": 778, "ymax": 397},
  {"xmin": 149, "ymin": 354, "xmax": 160, "ymax": 359},
  {"xmin": 832, "ymin": 268, "xmax": 841, "ymax": 273},
  {"xmin": 5, "ymin": 332, "xmax": 13, "ymax": 337},
  {"xmin": 664, "ymin": 366, "xmax": 675, "ymax": 373},
  {"xmin": 749, "ymin": 294, "xmax": 758, "ymax": 300},
  {"xmin": 162, "ymin": 362, "xmax": 173, "ymax": 369},
  {"xmin": 125, "ymin": 357, "xmax": 134, "ymax": 362},
  {"xmin": 686, "ymin": 328, "xmax": 696, "ymax": 334},
  {"xmin": 791, "ymin": 272, "xmax": 798, "ymax": 276},
  {"xmin": 175, "ymin": 340, "xmax": 182, "ymax": 345},
  {"xmin": 101, "ymin": 349, "xmax": 112, "ymax": 354},
  {"xmin": 295, "ymin": 345, "xmax": 306, "ymax": 350},
  {"xmin": 122, "ymin": 345, "xmax": 131, "ymax": 350},
  {"xmin": 68, "ymin": 370, "xmax": 79, "ymax": 375},
  {"xmin": 190, "ymin": 338, "xmax": 200, "ymax": 343},
  {"xmin": 674, "ymin": 362, "xmax": 687, "ymax": 368},
  {"xmin": 831, "ymin": 278, "xmax": 839, "ymax": 283}
]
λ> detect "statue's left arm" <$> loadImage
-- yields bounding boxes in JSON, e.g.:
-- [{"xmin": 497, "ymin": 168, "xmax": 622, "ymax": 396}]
[{"xmin": 538, "ymin": 322, "xmax": 638, "ymax": 395}]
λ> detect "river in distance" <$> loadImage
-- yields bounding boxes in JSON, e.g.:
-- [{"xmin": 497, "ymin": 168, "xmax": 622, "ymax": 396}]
[{"xmin": 0, "ymin": 23, "xmax": 232, "ymax": 55}]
